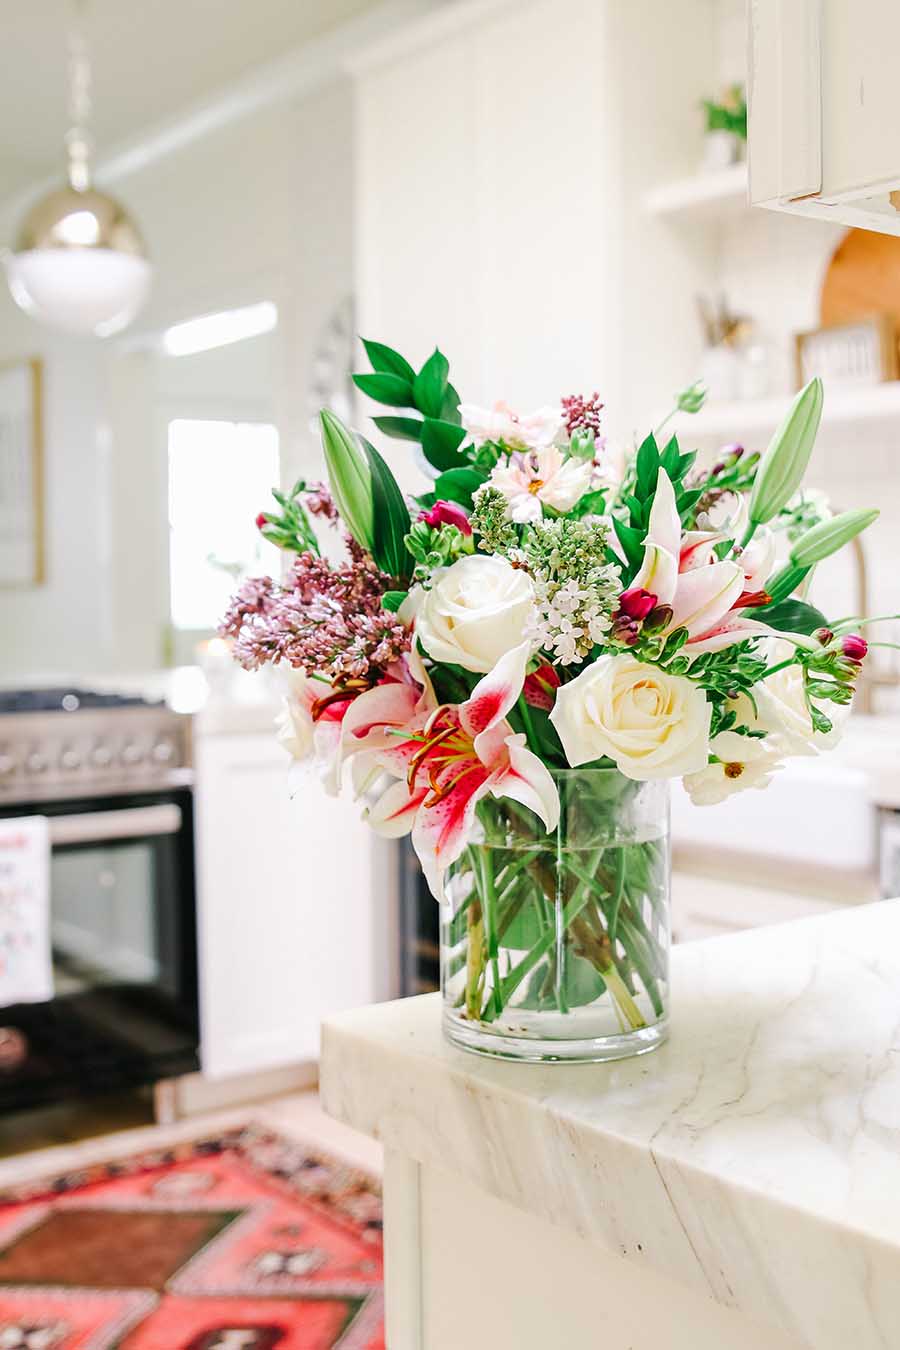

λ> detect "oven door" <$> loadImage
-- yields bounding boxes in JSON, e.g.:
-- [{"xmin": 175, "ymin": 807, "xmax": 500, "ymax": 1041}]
[{"xmin": 0, "ymin": 789, "xmax": 199, "ymax": 1112}]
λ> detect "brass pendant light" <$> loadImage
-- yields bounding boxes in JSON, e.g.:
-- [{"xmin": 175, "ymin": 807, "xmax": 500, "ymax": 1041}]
[{"xmin": 5, "ymin": 0, "xmax": 152, "ymax": 337}]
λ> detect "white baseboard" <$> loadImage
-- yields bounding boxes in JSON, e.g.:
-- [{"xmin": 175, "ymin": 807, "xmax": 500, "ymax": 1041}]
[{"xmin": 171, "ymin": 1060, "xmax": 318, "ymax": 1118}]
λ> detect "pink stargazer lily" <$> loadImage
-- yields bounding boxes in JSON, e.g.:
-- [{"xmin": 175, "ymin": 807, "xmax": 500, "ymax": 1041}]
[
  {"xmin": 342, "ymin": 642, "xmax": 559, "ymax": 899},
  {"xmin": 631, "ymin": 469, "xmax": 772, "ymax": 653}
]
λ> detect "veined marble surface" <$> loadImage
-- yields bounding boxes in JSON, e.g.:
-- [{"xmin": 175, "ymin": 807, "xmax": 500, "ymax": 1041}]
[{"xmin": 321, "ymin": 901, "xmax": 900, "ymax": 1350}]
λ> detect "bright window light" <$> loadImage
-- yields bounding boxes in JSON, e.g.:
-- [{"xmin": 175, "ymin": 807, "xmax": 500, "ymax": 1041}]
[
  {"xmin": 162, "ymin": 301, "xmax": 277, "ymax": 357},
  {"xmin": 168, "ymin": 418, "xmax": 280, "ymax": 631}
]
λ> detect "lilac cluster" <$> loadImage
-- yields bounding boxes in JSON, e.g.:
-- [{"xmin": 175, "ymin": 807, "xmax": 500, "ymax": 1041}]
[
  {"xmin": 304, "ymin": 481, "xmax": 339, "ymax": 524},
  {"xmin": 219, "ymin": 542, "xmax": 409, "ymax": 683},
  {"xmin": 561, "ymin": 391, "xmax": 604, "ymax": 438}
]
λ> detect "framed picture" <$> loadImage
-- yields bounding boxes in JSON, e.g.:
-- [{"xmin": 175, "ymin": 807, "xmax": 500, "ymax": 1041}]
[
  {"xmin": 0, "ymin": 358, "xmax": 44, "ymax": 586},
  {"xmin": 794, "ymin": 315, "xmax": 898, "ymax": 390}
]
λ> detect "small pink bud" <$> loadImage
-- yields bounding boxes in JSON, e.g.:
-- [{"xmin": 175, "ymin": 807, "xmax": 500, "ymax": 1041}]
[
  {"xmin": 419, "ymin": 499, "xmax": 473, "ymax": 535},
  {"xmin": 618, "ymin": 587, "xmax": 657, "ymax": 621},
  {"xmin": 814, "ymin": 627, "xmax": 834, "ymax": 645},
  {"xmin": 255, "ymin": 512, "xmax": 268, "ymax": 530},
  {"xmin": 841, "ymin": 634, "xmax": 868, "ymax": 662}
]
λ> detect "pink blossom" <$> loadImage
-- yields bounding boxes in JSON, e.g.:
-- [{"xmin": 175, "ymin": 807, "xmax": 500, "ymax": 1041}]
[
  {"xmin": 561, "ymin": 391, "xmax": 604, "ymax": 438},
  {"xmin": 419, "ymin": 500, "xmax": 472, "ymax": 535},
  {"xmin": 523, "ymin": 663, "xmax": 561, "ymax": 711},
  {"xmin": 841, "ymin": 634, "xmax": 868, "ymax": 662},
  {"xmin": 618, "ymin": 588, "xmax": 658, "ymax": 621}
]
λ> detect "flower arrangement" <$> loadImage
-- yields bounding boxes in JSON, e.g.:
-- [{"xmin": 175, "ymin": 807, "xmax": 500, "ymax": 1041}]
[{"xmin": 221, "ymin": 339, "xmax": 884, "ymax": 1060}]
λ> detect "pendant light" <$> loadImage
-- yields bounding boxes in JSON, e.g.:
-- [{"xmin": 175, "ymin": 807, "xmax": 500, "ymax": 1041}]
[{"xmin": 5, "ymin": 0, "xmax": 152, "ymax": 337}]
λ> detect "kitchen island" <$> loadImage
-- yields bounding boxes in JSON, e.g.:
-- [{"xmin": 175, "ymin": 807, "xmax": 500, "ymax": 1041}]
[{"xmin": 321, "ymin": 900, "xmax": 900, "ymax": 1350}]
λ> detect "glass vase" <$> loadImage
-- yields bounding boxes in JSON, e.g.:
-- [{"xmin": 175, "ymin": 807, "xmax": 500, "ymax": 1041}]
[{"xmin": 441, "ymin": 769, "xmax": 670, "ymax": 1063}]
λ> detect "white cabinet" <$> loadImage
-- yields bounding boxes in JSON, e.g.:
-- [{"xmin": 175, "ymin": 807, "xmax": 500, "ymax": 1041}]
[
  {"xmin": 749, "ymin": 0, "xmax": 900, "ymax": 234},
  {"xmin": 193, "ymin": 728, "xmax": 392, "ymax": 1079}
]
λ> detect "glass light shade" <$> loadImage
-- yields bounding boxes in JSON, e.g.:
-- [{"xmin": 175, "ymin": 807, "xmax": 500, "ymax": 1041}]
[{"xmin": 6, "ymin": 185, "xmax": 152, "ymax": 337}]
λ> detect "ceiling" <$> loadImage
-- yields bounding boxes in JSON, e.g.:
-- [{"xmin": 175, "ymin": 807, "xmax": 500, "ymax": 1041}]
[{"xmin": 0, "ymin": 0, "xmax": 380, "ymax": 200}]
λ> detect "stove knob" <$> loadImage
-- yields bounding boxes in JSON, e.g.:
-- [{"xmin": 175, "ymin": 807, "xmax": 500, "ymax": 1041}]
[
  {"xmin": 0, "ymin": 752, "xmax": 15, "ymax": 777},
  {"xmin": 60, "ymin": 746, "xmax": 82, "ymax": 771},
  {"xmin": 121, "ymin": 741, "xmax": 143, "ymax": 766},
  {"xmin": 151, "ymin": 738, "xmax": 175, "ymax": 765},
  {"xmin": 91, "ymin": 744, "xmax": 113, "ymax": 768},
  {"xmin": 26, "ymin": 751, "xmax": 48, "ymax": 774}
]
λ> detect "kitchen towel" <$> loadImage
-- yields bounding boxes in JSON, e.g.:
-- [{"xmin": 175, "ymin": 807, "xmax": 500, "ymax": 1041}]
[{"xmin": 0, "ymin": 815, "xmax": 53, "ymax": 1006}]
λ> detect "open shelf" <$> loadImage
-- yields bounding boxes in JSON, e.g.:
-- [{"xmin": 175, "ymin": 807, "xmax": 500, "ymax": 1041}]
[
  {"xmin": 643, "ymin": 163, "xmax": 748, "ymax": 221},
  {"xmin": 675, "ymin": 380, "xmax": 900, "ymax": 440}
]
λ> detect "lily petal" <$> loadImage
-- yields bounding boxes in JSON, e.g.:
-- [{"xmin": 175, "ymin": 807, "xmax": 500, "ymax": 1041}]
[
  {"xmin": 340, "ymin": 681, "xmax": 421, "ymax": 762},
  {"xmin": 492, "ymin": 734, "xmax": 561, "ymax": 832},
  {"xmin": 687, "ymin": 615, "xmax": 772, "ymax": 653},
  {"xmin": 645, "ymin": 467, "xmax": 681, "ymax": 558},
  {"xmin": 631, "ymin": 543, "xmax": 678, "ymax": 606},
  {"xmin": 679, "ymin": 531, "xmax": 720, "ymax": 573},
  {"xmin": 412, "ymin": 769, "xmax": 491, "ymax": 900},
  {"xmin": 741, "ymin": 527, "xmax": 777, "ymax": 593},
  {"xmin": 460, "ymin": 641, "xmax": 531, "ymax": 738},
  {"xmin": 668, "ymin": 559, "xmax": 744, "ymax": 637},
  {"xmin": 365, "ymin": 777, "xmax": 428, "ymax": 837}
]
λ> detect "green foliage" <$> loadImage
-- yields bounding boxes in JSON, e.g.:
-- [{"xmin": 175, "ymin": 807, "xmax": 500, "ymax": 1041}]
[
  {"xmin": 763, "ymin": 562, "xmax": 811, "ymax": 605},
  {"xmin": 750, "ymin": 597, "xmax": 827, "ymax": 635},
  {"xmin": 381, "ymin": 590, "xmax": 408, "ymax": 613},
  {"xmin": 319, "ymin": 409, "xmax": 374, "ymax": 555},
  {"xmin": 359, "ymin": 436, "xmax": 413, "ymax": 582},
  {"xmin": 420, "ymin": 418, "xmax": 468, "ymax": 472},
  {"xmin": 614, "ymin": 432, "xmax": 698, "ymax": 583},
  {"xmin": 429, "ymin": 466, "xmax": 489, "ymax": 510},
  {"xmin": 702, "ymin": 84, "xmax": 747, "ymax": 138},
  {"xmin": 404, "ymin": 519, "xmax": 474, "ymax": 581},
  {"xmin": 371, "ymin": 415, "xmax": 423, "ymax": 441},
  {"xmin": 257, "ymin": 478, "xmax": 320, "ymax": 555},
  {"xmin": 352, "ymin": 371, "xmax": 414, "ymax": 407},
  {"xmin": 361, "ymin": 338, "xmax": 416, "ymax": 383},
  {"xmin": 413, "ymin": 348, "xmax": 450, "ymax": 418}
]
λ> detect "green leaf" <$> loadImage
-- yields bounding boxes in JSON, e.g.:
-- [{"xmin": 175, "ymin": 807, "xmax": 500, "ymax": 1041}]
[
  {"xmin": 359, "ymin": 436, "xmax": 413, "ymax": 580},
  {"xmin": 413, "ymin": 348, "xmax": 450, "ymax": 419},
  {"xmin": 441, "ymin": 380, "xmax": 462, "ymax": 426},
  {"xmin": 432, "ymin": 466, "xmax": 488, "ymax": 508},
  {"xmin": 660, "ymin": 436, "xmax": 681, "ymax": 478},
  {"xmin": 361, "ymin": 338, "xmax": 416, "ymax": 383},
  {"xmin": 613, "ymin": 516, "xmax": 644, "ymax": 570},
  {"xmin": 765, "ymin": 562, "xmax": 811, "ymax": 604},
  {"xmin": 382, "ymin": 590, "xmax": 408, "ymax": 613},
  {"xmin": 420, "ymin": 418, "xmax": 468, "ymax": 472},
  {"xmin": 352, "ymin": 371, "xmax": 414, "ymax": 407},
  {"xmin": 752, "ymin": 598, "xmax": 827, "ymax": 634},
  {"xmin": 372, "ymin": 415, "xmax": 424, "ymax": 442},
  {"xmin": 635, "ymin": 434, "xmax": 660, "ymax": 498}
]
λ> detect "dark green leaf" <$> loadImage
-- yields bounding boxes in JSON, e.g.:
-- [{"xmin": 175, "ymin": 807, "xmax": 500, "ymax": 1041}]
[
  {"xmin": 612, "ymin": 517, "xmax": 644, "ymax": 571},
  {"xmin": 751, "ymin": 598, "xmax": 827, "ymax": 634},
  {"xmin": 382, "ymin": 590, "xmax": 408, "ymax": 613},
  {"xmin": 441, "ymin": 381, "xmax": 462, "ymax": 425},
  {"xmin": 372, "ymin": 415, "xmax": 424, "ymax": 442},
  {"xmin": 420, "ymin": 418, "xmax": 468, "ymax": 472},
  {"xmin": 359, "ymin": 436, "xmax": 413, "ymax": 580},
  {"xmin": 432, "ymin": 466, "xmax": 488, "ymax": 508},
  {"xmin": 361, "ymin": 338, "xmax": 416, "ymax": 383},
  {"xmin": 660, "ymin": 436, "xmax": 681, "ymax": 478},
  {"xmin": 635, "ymin": 434, "xmax": 660, "ymax": 497},
  {"xmin": 352, "ymin": 371, "xmax": 414, "ymax": 407},
  {"xmin": 413, "ymin": 348, "xmax": 450, "ymax": 419}
]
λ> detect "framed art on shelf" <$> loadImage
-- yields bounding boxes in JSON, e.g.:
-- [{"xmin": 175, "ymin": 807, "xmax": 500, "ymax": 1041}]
[
  {"xmin": 0, "ymin": 358, "xmax": 44, "ymax": 586},
  {"xmin": 794, "ymin": 315, "xmax": 898, "ymax": 391}
]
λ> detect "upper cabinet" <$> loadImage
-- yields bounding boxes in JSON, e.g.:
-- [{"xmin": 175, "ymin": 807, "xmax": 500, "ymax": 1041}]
[{"xmin": 749, "ymin": 0, "xmax": 900, "ymax": 235}]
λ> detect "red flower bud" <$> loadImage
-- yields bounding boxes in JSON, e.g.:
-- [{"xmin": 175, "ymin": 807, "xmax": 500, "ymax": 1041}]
[
  {"xmin": 814, "ymin": 627, "xmax": 834, "ymax": 645},
  {"xmin": 419, "ymin": 499, "xmax": 473, "ymax": 535},
  {"xmin": 618, "ymin": 587, "xmax": 657, "ymax": 621},
  {"xmin": 841, "ymin": 633, "xmax": 868, "ymax": 663},
  {"xmin": 255, "ymin": 512, "xmax": 268, "ymax": 530},
  {"xmin": 523, "ymin": 663, "xmax": 561, "ymax": 711}
]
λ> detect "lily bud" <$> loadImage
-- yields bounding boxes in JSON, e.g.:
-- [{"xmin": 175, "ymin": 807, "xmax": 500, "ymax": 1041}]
[
  {"xmin": 642, "ymin": 604, "xmax": 674, "ymax": 634},
  {"xmin": 319, "ymin": 410, "xmax": 375, "ymax": 555},
  {"xmin": 749, "ymin": 378, "xmax": 823, "ymax": 526},
  {"xmin": 420, "ymin": 500, "xmax": 473, "ymax": 535},
  {"xmin": 841, "ymin": 633, "xmax": 868, "ymax": 663},
  {"xmin": 790, "ymin": 508, "xmax": 879, "ymax": 568}
]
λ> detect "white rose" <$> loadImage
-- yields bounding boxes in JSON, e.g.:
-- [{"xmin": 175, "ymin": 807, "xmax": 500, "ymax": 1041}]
[
  {"xmin": 683, "ymin": 730, "xmax": 783, "ymax": 805},
  {"xmin": 732, "ymin": 639, "xmax": 847, "ymax": 755},
  {"xmin": 549, "ymin": 654, "xmax": 712, "ymax": 781},
  {"xmin": 411, "ymin": 554, "xmax": 536, "ymax": 674}
]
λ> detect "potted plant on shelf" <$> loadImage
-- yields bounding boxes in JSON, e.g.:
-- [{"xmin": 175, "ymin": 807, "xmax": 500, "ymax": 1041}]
[
  {"xmin": 701, "ymin": 83, "xmax": 747, "ymax": 170},
  {"xmin": 221, "ymin": 342, "xmax": 886, "ymax": 1063}
]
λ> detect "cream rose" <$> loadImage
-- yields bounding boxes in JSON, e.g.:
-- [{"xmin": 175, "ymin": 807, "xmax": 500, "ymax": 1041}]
[
  {"xmin": 412, "ymin": 554, "xmax": 536, "ymax": 673},
  {"xmin": 550, "ymin": 654, "xmax": 712, "ymax": 780}
]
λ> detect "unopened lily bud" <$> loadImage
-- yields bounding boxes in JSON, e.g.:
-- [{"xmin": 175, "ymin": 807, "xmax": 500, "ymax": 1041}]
[
  {"xmin": 618, "ymin": 587, "xmax": 657, "ymax": 621},
  {"xmin": 319, "ymin": 409, "xmax": 375, "ymax": 555},
  {"xmin": 790, "ymin": 508, "xmax": 879, "ymax": 568},
  {"xmin": 749, "ymin": 378, "xmax": 823, "ymax": 526},
  {"xmin": 841, "ymin": 633, "xmax": 868, "ymax": 663},
  {"xmin": 814, "ymin": 627, "xmax": 834, "ymax": 646},
  {"xmin": 676, "ymin": 381, "xmax": 707, "ymax": 415}
]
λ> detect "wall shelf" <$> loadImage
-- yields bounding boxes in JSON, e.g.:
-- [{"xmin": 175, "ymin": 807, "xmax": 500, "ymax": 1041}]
[
  {"xmin": 643, "ymin": 163, "xmax": 749, "ymax": 220},
  {"xmin": 676, "ymin": 380, "xmax": 900, "ymax": 441}
]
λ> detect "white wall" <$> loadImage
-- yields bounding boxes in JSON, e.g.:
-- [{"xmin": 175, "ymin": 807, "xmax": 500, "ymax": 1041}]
[{"xmin": 0, "ymin": 77, "xmax": 354, "ymax": 678}]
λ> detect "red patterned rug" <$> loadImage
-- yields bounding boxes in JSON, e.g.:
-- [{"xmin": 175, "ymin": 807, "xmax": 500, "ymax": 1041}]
[{"xmin": 0, "ymin": 1123, "xmax": 383, "ymax": 1348}]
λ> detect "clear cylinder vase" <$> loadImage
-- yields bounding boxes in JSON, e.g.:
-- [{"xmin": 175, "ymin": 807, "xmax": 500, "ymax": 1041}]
[{"xmin": 441, "ymin": 769, "xmax": 670, "ymax": 1063}]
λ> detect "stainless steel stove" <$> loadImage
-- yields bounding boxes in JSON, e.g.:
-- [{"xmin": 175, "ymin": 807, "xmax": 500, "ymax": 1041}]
[
  {"xmin": 0, "ymin": 687, "xmax": 199, "ymax": 1113},
  {"xmin": 0, "ymin": 686, "xmax": 192, "ymax": 804}
]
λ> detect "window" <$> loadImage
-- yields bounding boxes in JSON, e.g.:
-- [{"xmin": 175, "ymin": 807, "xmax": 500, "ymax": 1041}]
[{"xmin": 167, "ymin": 418, "xmax": 279, "ymax": 632}]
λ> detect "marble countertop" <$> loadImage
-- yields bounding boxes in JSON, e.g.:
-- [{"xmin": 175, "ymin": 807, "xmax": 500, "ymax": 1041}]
[{"xmin": 322, "ymin": 901, "xmax": 900, "ymax": 1350}]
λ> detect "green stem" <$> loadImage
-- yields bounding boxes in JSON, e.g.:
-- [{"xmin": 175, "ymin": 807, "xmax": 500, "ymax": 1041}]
[
  {"xmin": 607, "ymin": 848, "xmax": 626, "ymax": 943},
  {"xmin": 496, "ymin": 887, "xmax": 594, "ymax": 1008},
  {"xmin": 478, "ymin": 847, "xmax": 503, "ymax": 1020}
]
